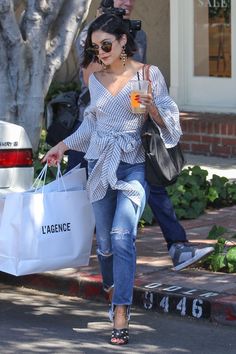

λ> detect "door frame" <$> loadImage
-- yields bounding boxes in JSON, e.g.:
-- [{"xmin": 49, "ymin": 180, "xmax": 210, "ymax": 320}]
[{"xmin": 170, "ymin": 0, "xmax": 236, "ymax": 113}]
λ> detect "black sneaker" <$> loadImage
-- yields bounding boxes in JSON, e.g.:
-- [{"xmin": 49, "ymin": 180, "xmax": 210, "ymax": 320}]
[{"xmin": 169, "ymin": 243, "xmax": 214, "ymax": 271}]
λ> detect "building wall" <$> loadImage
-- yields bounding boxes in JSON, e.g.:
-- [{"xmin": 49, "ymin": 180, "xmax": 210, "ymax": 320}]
[
  {"xmin": 55, "ymin": 0, "xmax": 170, "ymax": 86},
  {"xmin": 180, "ymin": 112, "xmax": 236, "ymax": 158}
]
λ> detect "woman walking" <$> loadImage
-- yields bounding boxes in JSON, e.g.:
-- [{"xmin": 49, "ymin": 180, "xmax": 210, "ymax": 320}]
[{"xmin": 42, "ymin": 13, "xmax": 181, "ymax": 345}]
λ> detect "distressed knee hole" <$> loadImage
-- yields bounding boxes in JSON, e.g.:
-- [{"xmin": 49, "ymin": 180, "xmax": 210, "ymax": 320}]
[
  {"xmin": 111, "ymin": 228, "xmax": 131, "ymax": 240},
  {"xmin": 97, "ymin": 248, "xmax": 113, "ymax": 257}
]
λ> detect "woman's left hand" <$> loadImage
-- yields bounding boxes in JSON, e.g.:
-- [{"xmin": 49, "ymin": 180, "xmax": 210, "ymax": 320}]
[{"xmin": 136, "ymin": 93, "xmax": 154, "ymax": 110}]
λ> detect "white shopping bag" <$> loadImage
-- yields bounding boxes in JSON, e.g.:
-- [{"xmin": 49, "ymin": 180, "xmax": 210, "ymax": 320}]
[
  {"xmin": 0, "ymin": 165, "xmax": 86, "ymax": 224},
  {"xmin": 0, "ymin": 165, "xmax": 95, "ymax": 276},
  {"xmin": 0, "ymin": 197, "xmax": 4, "ymax": 227}
]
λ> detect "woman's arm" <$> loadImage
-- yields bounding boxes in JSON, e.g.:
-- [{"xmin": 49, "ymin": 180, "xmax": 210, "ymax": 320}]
[{"xmin": 147, "ymin": 100, "xmax": 166, "ymax": 127}]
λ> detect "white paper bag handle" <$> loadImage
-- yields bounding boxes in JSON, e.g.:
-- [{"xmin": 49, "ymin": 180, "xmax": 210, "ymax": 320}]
[
  {"xmin": 31, "ymin": 163, "xmax": 48, "ymax": 191},
  {"xmin": 31, "ymin": 163, "xmax": 67, "ymax": 193},
  {"xmin": 55, "ymin": 163, "xmax": 66, "ymax": 192}
]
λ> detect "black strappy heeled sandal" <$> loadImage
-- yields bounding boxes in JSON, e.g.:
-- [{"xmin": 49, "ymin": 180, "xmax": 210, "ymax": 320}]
[
  {"xmin": 110, "ymin": 328, "xmax": 129, "ymax": 345},
  {"xmin": 109, "ymin": 305, "xmax": 129, "ymax": 346}
]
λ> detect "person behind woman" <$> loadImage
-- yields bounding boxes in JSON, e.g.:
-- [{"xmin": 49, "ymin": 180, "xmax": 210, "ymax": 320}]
[{"xmin": 42, "ymin": 13, "xmax": 181, "ymax": 345}]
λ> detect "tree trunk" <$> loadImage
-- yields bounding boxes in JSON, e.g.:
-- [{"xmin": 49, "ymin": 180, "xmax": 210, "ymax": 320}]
[{"xmin": 0, "ymin": 0, "xmax": 92, "ymax": 152}]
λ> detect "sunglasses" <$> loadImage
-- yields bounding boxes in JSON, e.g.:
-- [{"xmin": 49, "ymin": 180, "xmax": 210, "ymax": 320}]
[{"xmin": 86, "ymin": 39, "xmax": 117, "ymax": 56}]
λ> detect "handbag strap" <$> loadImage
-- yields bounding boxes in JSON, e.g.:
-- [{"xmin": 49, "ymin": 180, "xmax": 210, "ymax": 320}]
[
  {"xmin": 142, "ymin": 64, "xmax": 152, "ymax": 121},
  {"xmin": 142, "ymin": 64, "xmax": 151, "ymax": 82}
]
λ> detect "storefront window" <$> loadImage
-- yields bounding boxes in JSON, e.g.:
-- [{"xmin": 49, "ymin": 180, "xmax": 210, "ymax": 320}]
[{"xmin": 194, "ymin": 0, "xmax": 231, "ymax": 77}]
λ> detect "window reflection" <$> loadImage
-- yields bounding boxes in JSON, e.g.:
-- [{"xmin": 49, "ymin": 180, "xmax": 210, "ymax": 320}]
[{"xmin": 194, "ymin": 0, "xmax": 231, "ymax": 78}]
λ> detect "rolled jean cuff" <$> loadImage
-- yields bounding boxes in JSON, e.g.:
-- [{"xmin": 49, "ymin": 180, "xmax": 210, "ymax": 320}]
[
  {"xmin": 104, "ymin": 284, "xmax": 114, "ymax": 293},
  {"xmin": 108, "ymin": 304, "xmax": 131, "ymax": 322}
]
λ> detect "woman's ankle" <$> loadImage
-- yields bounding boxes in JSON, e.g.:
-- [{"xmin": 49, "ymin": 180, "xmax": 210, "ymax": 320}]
[{"xmin": 114, "ymin": 305, "xmax": 128, "ymax": 329}]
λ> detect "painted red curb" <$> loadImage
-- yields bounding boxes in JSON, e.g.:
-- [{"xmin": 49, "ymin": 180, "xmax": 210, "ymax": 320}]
[{"xmin": 211, "ymin": 295, "xmax": 236, "ymax": 326}]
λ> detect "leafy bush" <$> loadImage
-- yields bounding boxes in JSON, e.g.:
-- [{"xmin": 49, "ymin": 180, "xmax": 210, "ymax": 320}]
[
  {"xmin": 167, "ymin": 166, "xmax": 236, "ymax": 220},
  {"xmin": 226, "ymin": 182, "xmax": 236, "ymax": 204},
  {"xmin": 140, "ymin": 166, "xmax": 236, "ymax": 224},
  {"xmin": 207, "ymin": 225, "xmax": 228, "ymax": 240},
  {"xmin": 167, "ymin": 166, "xmax": 209, "ymax": 219},
  {"xmin": 207, "ymin": 174, "xmax": 229, "ymax": 207},
  {"xmin": 200, "ymin": 225, "xmax": 236, "ymax": 273}
]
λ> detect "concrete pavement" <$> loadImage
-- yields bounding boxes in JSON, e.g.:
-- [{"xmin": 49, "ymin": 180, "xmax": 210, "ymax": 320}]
[
  {"xmin": 185, "ymin": 153, "xmax": 236, "ymax": 181},
  {"xmin": 1, "ymin": 154, "xmax": 236, "ymax": 327}
]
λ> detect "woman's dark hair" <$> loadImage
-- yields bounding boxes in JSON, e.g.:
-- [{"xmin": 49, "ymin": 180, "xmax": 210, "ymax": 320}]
[{"xmin": 82, "ymin": 14, "xmax": 137, "ymax": 68}]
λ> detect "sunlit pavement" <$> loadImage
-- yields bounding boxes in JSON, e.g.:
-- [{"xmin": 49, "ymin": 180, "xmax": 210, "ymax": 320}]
[{"xmin": 1, "ymin": 284, "xmax": 236, "ymax": 354}]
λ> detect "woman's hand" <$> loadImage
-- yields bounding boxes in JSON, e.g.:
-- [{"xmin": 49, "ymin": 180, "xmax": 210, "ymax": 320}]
[
  {"xmin": 136, "ymin": 92, "xmax": 153, "ymax": 109},
  {"xmin": 136, "ymin": 93, "xmax": 165, "ymax": 127},
  {"xmin": 41, "ymin": 141, "xmax": 69, "ymax": 166}
]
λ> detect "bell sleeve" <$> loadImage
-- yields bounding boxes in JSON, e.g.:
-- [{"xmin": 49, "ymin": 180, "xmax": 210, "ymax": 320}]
[
  {"xmin": 63, "ymin": 105, "xmax": 96, "ymax": 152},
  {"xmin": 150, "ymin": 66, "xmax": 182, "ymax": 148}
]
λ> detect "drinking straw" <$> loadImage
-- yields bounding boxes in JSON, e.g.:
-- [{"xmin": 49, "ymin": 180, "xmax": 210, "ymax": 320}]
[{"xmin": 137, "ymin": 71, "xmax": 141, "ymax": 90}]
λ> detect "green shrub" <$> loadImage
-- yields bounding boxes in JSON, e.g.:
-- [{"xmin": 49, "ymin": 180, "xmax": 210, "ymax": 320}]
[
  {"xmin": 167, "ymin": 166, "xmax": 209, "ymax": 219},
  {"xmin": 207, "ymin": 225, "xmax": 228, "ymax": 240},
  {"xmin": 167, "ymin": 166, "xmax": 236, "ymax": 220},
  {"xmin": 139, "ymin": 165, "xmax": 236, "ymax": 225},
  {"xmin": 207, "ymin": 174, "xmax": 229, "ymax": 207},
  {"xmin": 226, "ymin": 182, "xmax": 236, "ymax": 204},
  {"xmin": 200, "ymin": 225, "xmax": 236, "ymax": 273}
]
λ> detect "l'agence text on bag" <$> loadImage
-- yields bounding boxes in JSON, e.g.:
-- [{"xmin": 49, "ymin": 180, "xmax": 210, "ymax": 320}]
[{"xmin": 45, "ymin": 91, "xmax": 80, "ymax": 147}]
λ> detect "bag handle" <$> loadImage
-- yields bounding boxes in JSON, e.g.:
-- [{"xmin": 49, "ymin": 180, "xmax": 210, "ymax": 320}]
[
  {"xmin": 31, "ymin": 163, "xmax": 66, "ymax": 193},
  {"xmin": 142, "ymin": 64, "xmax": 152, "ymax": 121},
  {"xmin": 142, "ymin": 64, "xmax": 151, "ymax": 83},
  {"xmin": 31, "ymin": 163, "xmax": 48, "ymax": 191},
  {"xmin": 55, "ymin": 164, "xmax": 66, "ymax": 192}
]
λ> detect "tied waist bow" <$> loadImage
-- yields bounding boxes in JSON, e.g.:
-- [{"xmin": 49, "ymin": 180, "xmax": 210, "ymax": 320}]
[{"xmin": 87, "ymin": 130, "xmax": 142, "ymax": 205}]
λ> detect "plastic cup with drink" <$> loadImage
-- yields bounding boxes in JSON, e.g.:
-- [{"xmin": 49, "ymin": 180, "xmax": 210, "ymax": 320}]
[{"xmin": 130, "ymin": 80, "xmax": 149, "ymax": 114}]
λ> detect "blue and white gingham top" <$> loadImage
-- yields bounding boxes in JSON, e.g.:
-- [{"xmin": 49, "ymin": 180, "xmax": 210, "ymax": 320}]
[{"xmin": 64, "ymin": 65, "xmax": 182, "ymax": 205}]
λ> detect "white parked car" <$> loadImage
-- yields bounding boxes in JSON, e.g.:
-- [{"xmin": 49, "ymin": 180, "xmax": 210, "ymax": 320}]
[{"xmin": 0, "ymin": 120, "xmax": 34, "ymax": 196}]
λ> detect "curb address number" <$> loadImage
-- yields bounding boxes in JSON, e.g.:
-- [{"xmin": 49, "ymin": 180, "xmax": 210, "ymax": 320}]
[{"xmin": 144, "ymin": 291, "xmax": 210, "ymax": 319}]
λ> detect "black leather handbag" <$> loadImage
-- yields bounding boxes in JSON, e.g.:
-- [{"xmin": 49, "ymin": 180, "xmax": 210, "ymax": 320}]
[
  {"xmin": 141, "ymin": 115, "xmax": 185, "ymax": 186},
  {"xmin": 141, "ymin": 65, "xmax": 185, "ymax": 187}
]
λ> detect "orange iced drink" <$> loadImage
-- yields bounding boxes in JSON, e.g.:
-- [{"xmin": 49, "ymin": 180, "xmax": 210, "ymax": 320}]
[{"xmin": 130, "ymin": 80, "xmax": 149, "ymax": 114}]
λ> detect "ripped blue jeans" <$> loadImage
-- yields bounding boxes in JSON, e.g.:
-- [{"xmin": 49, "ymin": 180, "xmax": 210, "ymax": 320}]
[{"xmin": 88, "ymin": 161, "xmax": 148, "ymax": 306}]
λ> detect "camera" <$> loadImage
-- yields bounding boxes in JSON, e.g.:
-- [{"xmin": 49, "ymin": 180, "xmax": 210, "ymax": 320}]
[{"xmin": 100, "ymin": 0, "xmax": 141, "ymax": 37}]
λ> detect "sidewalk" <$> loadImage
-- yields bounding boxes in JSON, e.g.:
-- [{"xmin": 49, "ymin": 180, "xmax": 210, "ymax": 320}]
[
  {"xmin": 185, "ymin": 153, "xmax": 236, "ymax": 181},
  {"xmin": 1, "ymin": 154, "xmax": 236, "ymax": 327}
]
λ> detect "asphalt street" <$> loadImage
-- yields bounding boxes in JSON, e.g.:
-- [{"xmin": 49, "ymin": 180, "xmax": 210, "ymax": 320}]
[{"xmin": 1, "ymin": 284, "xmax": 236, "ymax": 354}]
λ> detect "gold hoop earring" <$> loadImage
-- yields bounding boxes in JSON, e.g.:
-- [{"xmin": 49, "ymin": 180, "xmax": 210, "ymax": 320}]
[{"xmin": 120, "ymin": 46, "xmax": 127, "ymax": 67}]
